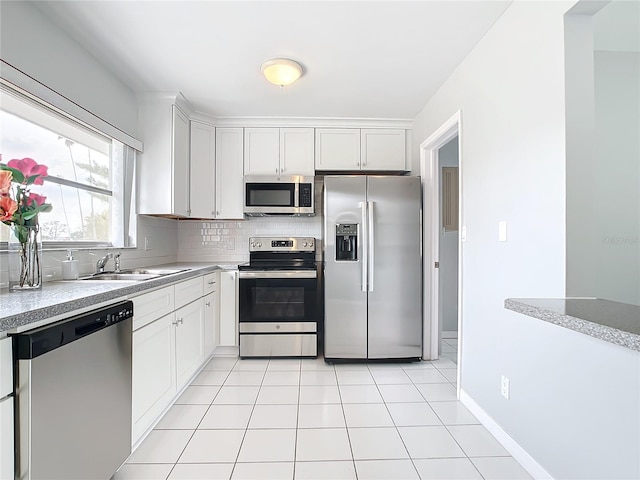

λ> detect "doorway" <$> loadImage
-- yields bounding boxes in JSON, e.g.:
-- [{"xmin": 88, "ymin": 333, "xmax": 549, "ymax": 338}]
[{"xmin": 420, "ymin": 111, "xmax": 462, "ymax": 390}]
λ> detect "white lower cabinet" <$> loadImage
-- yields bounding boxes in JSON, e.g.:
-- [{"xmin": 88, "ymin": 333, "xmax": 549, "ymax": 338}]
[
  {"xmin": 0, "ymin": 397, "xmax": 12, "ymax": 480},
  {"xmin": 131, "ymin": 273, "xmax": 215, "ymax": 446},
  {"xmin": 203, "ymin": 292, "xmax": 218, "ymax": 357},
  {"xmin": 219, "ymin": 270, "xmax": 238, "ymax": 346},
  {"xmin": 175, "ymin": 300, "xmax": 205, "ymax": 388},
  {"xmin": 132, "ymin": 313, "xmax": 176, "ymax": 443},
  {"xmin": 0, "ymin": 336, "xmax": 13, "ymax": 480}
]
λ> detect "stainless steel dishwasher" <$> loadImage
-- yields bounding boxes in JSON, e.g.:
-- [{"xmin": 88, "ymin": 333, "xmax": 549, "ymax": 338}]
[{"xmin": 13, "ymin": 301, "xmax": 133, "ymax": 480}]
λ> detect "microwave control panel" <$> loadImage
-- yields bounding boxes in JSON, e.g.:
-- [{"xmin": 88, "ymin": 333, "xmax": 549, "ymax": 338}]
[{"xmin": 299, "ymin": 184, "xmax": 313, "ymax": 207}]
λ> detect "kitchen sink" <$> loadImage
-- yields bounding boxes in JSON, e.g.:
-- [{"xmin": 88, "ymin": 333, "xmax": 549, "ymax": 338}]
[
  {"xmin": 79, "ymin": 268, "xmax": 189, "ymax": 281},
  {"xmin": 80, "ymin": 273, "xmax": 161, "ymax": 281},
  {"xmin": 118, "ymin": 268, "xmax": 189, "ymax": 276}
]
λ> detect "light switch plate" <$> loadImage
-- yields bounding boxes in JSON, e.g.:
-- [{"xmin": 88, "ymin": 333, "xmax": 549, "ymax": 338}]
[{"xmin": 498, "ymin": 221, "xmax": 507, "ymax": 242}]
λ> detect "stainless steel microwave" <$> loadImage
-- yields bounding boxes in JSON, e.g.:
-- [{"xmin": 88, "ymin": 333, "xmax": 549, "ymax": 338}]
[{"xmin": 244, "ymin": 175, "xmax": 315, "ymax": 216}]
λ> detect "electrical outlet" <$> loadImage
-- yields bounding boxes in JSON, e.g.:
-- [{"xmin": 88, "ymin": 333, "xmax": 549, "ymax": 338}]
[
  {"xmin": 501, "ymin": 375, "xmax": 510, "ymax": 399},
  {"xmin": 144, "ymin": 236, "xmax": 152, "ymax": 251}
]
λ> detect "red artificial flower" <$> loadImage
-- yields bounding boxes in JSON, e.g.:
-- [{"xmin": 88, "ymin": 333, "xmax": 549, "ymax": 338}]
[
  {"xmin": 0, "ymin": 196, "xmax": 18, "ymax": 222},
  {"xmin": 26, "ymin": 193, "xmax": 47, "ymax": 207},
  {"xmin": 7, "ymin": 157, "xmax": 48, "ymax": 185}
]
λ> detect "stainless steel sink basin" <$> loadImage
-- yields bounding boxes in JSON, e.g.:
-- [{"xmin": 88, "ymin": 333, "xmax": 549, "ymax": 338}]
[
  {"xmin": 119, "ymin": 268, "xmax": 188, "ymax": 276},
  {"xmin": 80, "ymin": 273, "xmax": 161, "ymax": 281},
  {"xmin": 79, "ymin": 267, "xmax": 189, "ymax": 281}
]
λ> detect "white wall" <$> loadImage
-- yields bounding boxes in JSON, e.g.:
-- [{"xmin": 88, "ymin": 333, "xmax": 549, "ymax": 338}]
[
  {"xmin": 0, "ymin": 1, "xmax": 179, "ymax": 287},
  {"xmin": 0, "ymin": 1, "xmax": 138, "ymax": 137},
  {"xmin": 413, "ymin": 2, "xmax": 640, "ymax": 479},
  {"xmin": 438, "ymin": 137, "xmax": 459, "ymax": 334}
]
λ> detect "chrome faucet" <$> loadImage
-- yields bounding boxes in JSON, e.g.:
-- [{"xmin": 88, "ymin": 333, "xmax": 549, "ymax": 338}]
[
  {"xmin": 96, "ymin": 253, "xmax": 113, "ymax": 273},
  {"xmin": 114, "ymin": 252, "xmax": 121, "ymax": 272}
]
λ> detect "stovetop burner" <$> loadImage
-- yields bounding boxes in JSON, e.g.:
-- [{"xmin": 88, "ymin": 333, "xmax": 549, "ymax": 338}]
[{"xmin": 242, "ymin": 236, "xmax": 317, "ymax": 271}]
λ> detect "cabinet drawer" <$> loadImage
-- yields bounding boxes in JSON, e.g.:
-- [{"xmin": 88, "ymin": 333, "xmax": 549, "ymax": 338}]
[
  {"xmin": 0, "ymin": 337, "xmax": 12, "ymax": 398},
  {"xmin": 203, "ymin": 272, "xmax": 217, "ymax": 295},
  {"xmin": 132, "ymin": 286, "xmax": 175, "ymax": 331},
  {"xmin": 175, "ymin": 276, "xmax": 204, "ymax": 309}
]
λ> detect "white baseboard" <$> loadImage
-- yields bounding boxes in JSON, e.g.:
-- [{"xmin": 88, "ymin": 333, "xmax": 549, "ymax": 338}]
[{"xmin": 459, "ymin": 389, "xmax": 554, "ymax": 480}]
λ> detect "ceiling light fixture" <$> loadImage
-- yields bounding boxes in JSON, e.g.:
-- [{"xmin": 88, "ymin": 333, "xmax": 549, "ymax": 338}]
[{"xmin": 261, "ymin": 58, "xmax": 303, "ymax": 87}]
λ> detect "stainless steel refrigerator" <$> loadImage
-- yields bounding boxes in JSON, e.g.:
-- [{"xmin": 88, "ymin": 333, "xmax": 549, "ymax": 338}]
[{"xmin": 323, "ymin": 175, "xmax": 422, "ymax": 360}]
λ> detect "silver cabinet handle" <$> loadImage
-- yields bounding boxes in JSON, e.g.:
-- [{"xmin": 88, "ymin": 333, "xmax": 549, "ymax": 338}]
[
  {"xmin": 208, "ymin": 281, "xmax": 215, "ymax": 285},
  {"xmin": 205, "ymin": 301, "xmax": 211, "ymax": 307},
  {"xmin": 368, "ymin": 200, "xmax": 374, "ymax": 292}
]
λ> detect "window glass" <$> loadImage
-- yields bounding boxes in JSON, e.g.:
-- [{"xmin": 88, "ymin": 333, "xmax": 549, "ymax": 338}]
[{"xmin": 0, "ymin": 86, "xmax": 133, "ymax": 247}]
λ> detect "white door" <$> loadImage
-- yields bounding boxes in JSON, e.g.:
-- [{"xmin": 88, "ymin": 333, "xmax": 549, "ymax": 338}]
[
  {"xmin": 216, "ymin": 128, "xmax": 244, "ymax": 219},
  {"xmin": 132, "ymin": 314, "xmax": 176, "ymax": 444},
  {"xmin": 280, "ymin": 128, "xmax": 315, "ymax": 175},
  {"xmin": 315, "ymin": 128, "xmax": 361, "ymax": 170},
  {"xmin": 190, "ymin": 121, "xmax": 216, "ymax": 218},
  {"xmin": 244, "ymin": 128, "xmax": 280, "ymax": 175},
  {"xmin": 203, "ymin": 292, "xmax": 217, "ymax": 356},
  {"xmin": 175, "ymin": 300, "xmax": 205, "ymax": 388},
  {"xmin": 172, "ymin": 105, "xmax": 190, "ymax": 216},
  {"xmin": 361, "ymin": 129, "xmax": 406, "ymax": 171}
]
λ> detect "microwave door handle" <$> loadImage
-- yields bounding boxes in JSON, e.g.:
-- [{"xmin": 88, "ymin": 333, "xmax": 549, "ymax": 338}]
[
  {"xmin": 360, "ymin": 201, "xmax": 367, "ymax": 292},
  {"xmin": 368, "ymin": 200, "xmax": 374, "ymax": 292}
]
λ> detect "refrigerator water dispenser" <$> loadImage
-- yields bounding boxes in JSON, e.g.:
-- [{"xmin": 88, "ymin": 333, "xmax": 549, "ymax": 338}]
[{"xmin": 335, "ymin": 224, "xmax": 358, "ymax": 261}]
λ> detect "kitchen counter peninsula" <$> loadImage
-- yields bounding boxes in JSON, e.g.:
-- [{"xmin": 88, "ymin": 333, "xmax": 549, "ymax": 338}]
[
  {"xmin": 505, "ymin": 297, "xmax": 640, "ymax": 352},
  {"xmin": 0, "ymin": 262, "xmax": 239, "ymax": 336}
]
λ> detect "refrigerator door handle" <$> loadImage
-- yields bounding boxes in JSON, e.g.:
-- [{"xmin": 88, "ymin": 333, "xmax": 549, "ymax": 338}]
[
  {"xmin": 368, "ymin": 200, "xmax": 374, "ymax": 292},
  {"xmin": 360, "ymin": 201, "xmax": 368, "ymax": 292}
]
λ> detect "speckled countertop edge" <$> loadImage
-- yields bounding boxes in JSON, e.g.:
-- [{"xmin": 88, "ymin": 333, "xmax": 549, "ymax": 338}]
[
  {"xmin": 505, "ymin": 298, "xmax": 640, "ymax": 352},
  {"xmin": 0, "ymin": 263, "xmax": 239, "ymax": 335}
]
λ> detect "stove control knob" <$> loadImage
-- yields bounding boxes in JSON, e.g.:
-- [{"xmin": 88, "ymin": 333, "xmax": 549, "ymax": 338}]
[
  {"xmin": 303, "ymin": 242, "xmax": 308, "ymax": 247},
  {"xmin": 257, "ymin": 242, "xmax": 262, "ymax": 248}
]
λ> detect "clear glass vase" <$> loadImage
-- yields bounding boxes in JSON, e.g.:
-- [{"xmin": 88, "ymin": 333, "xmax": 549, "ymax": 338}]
[{"xmin": 8, "ymin": 224, "xmax": 43, "ymax": 291}]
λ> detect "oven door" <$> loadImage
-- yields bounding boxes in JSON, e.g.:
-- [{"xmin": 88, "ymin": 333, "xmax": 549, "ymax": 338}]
[{"xmin": 238, "ymin": 271, "xmax": 317, "ymax": 323}]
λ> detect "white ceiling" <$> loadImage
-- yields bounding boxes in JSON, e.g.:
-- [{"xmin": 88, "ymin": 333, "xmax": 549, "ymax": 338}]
[{"xmin": 35, "ymin": 1, "xmax": 511, "ymax": 120}]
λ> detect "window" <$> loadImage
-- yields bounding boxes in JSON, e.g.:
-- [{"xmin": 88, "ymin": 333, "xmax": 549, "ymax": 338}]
[{"xmin": 0, "ymin": 85, "xmax": 136, "ymax": 247}]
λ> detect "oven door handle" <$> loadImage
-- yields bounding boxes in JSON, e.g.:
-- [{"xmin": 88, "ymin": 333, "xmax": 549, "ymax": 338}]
[{"xmin": 238, "ymin": 270, "xmax": 317, "ymax": 279}]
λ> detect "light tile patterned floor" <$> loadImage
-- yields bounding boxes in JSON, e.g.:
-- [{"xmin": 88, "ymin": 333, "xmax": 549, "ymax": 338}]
[{"xmin": 113, "ymin": 342, "xmax": 531, "ymax": 480}]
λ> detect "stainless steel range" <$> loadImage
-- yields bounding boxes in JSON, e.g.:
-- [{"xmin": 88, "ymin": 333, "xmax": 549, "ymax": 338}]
[{"xmin": 238, "ymin": 237, "xmax": 318, "ymax": 358}]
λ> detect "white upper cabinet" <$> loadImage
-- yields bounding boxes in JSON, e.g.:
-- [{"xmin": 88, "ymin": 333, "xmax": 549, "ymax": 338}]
[
  {"xmin": 215, "ymin": 128, "xmax": 245, "ymax": 219},
  {"xmin": 190, "ymin": 121, "xmax": 216, "ymax": 218},
  {"xmin": 315, "ymin": 128, "xmax": 361, "ymax": 170},
  {"xmin": 138, "ymin": 93, "xmax": 191, "ymax": 216},
  {"xmin": 189, "ymin": 124, "xmax": 244, "ymax": 219},
  {"xmin": 315, "ymin": 128, "xmax": 407, "ymax": 171},
  {"xmin": 244, "ymin": 127, "xmax": 314, "ymax": 176},
  {"xmin": 244, "ymin": 128, "xmax": 280, "ymax": 175},
  {"xmin": 360, "ymin": 129, "xmax": 406, "ymax": 171},
  {"xmin": 280, "ymin": 128, "xmax": 315, "ymax": 175}
]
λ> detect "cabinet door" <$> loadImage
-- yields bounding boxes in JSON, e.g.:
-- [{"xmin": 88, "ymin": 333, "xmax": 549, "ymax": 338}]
[
  {"xmin": 315, "ymin": 128, "xmax": 361, "ymax": 170},
  {"xmin": 0, "ymin": 337, "xmax": 11, "ymax": 398},
  {"xmin": 219, "ymin": 270, "xmax": 238, "ymax": 346},
  {"xmin": 244, "ymin": 128, "xmax": 280, "ymax": 175},
  {"xmin": 0, "ymin": 397, "xmax": 12, "ymax": 480},
  {"xmin": 203, "ymin": 292, "xmax": 218, "ymax": 357},
  {"xmin": 360, "ymin": 129, "xmax": 406, "ymax": 171},
  {"xmin": 190, "ymin": 121, "xmax": 216, "ymax": 218},
  {"xmin": 172, "ymin": 105, "xmax": 191, "ymax": 216},
  {"xmin": 280, "ymin": 128, "xmax": 315, "ymax": 176},
  {"xmin": 216, "ymin": 128, "xmax": 245, "ymax": 219},
  {"xmin": 132, "ymin": 314, "xmax": 176, "ymax": 444},
  {"xmin": 175, "ymin": 300, "xmax": 205, "ymax": 389}
]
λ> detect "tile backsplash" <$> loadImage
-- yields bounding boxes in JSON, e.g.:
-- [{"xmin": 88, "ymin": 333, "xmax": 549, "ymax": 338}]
[{"xmin": 177, "ymin": 216, "xmax": 323, "ymax": 264}]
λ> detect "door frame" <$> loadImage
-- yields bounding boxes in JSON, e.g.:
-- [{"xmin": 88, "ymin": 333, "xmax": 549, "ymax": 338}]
[{"xmin": 419, "ymin": 111, "xmax": 462, "ymax": 386}]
